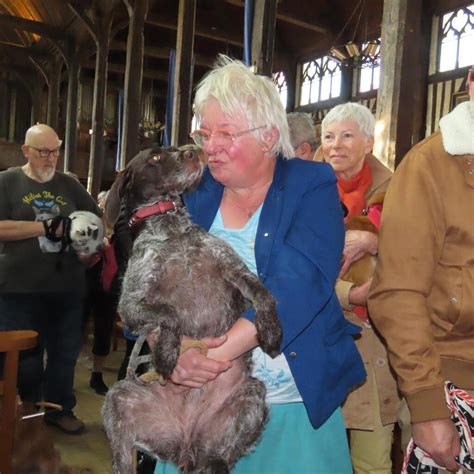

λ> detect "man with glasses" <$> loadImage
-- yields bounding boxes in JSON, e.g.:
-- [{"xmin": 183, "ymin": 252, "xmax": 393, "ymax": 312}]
[{"xmin": 0, "ymin": 124, "xmax": 101, "ymax": 434}]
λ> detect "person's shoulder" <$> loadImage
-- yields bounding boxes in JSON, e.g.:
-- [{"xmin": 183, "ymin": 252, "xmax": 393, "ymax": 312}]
[
  {"xmin": 0, "ymin": 166, "xmax": 22, "ymax": 177},
  {"xmin": 280, "ymin": 157, "xmax": 336, "ymax": 187},
  {"xmin": 0, "ymin": 166, "xmax": 22, "ymax": 184},
  {"xmin": 403, "ymin": 132, "xmax": 444, "ymax": 163},
  {"xmin": 397, "ymin": 132, "xmax": 450, "ymax": 175}
]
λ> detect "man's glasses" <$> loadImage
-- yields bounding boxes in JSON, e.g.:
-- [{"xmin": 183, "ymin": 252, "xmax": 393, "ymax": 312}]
[
  {"xmin": 29, "ymin": 146, "xmax": 61, "ymax": 158},
  {"xmin": 189, "ymin": 126, "xmax": 267, "ymax": 147}
]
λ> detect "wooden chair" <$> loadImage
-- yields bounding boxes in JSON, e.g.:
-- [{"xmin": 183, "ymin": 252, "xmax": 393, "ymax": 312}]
[{"xmin": 0, "ymin": 330, "xmax": 38, "ymax": 474}]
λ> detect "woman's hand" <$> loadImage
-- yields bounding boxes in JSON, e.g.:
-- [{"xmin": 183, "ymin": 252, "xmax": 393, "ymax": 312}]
[
  {"xmin": 169, "ymin": 336, "xmax": 232, "ymax": 389},
  {"xmin": 348, "ymin": 278, "xmax": 373, "ymax": 306},
  {"xmin": 339, "ymin": 230, "xmax": 378, "ymax": 277}
]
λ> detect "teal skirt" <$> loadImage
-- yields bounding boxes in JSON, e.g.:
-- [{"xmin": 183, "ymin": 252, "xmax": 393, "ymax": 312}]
[{"xmin": 154, "ymin": 403, "xmax": 352, "ymax": 474}]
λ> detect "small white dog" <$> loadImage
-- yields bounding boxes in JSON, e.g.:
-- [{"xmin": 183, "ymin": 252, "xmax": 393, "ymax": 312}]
[{"xmin": 69, "ymin": 211, "xmax": 104, "ymax": 256}]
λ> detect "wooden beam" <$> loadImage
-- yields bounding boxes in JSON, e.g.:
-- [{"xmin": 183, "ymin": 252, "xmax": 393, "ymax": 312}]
[
  {"xmin": 224, "ymin": 0, "xmax": 328, "ymax": 34},
  {"xmin": 82, "ymin": 60, "xmax": 168, "ymax": 81},
  {"xmin": 171, "ymin": 0, "xmax": 196, "ymax": 146},
  {"xmin": 0, "ymin": 41, "xmax": 51, "ymax": 59},
  {"xmin": 0, "ymin": 80, "xmax": 9, "ymax": 139},
  {"xmin": 146, "ymin": 15, "xmax": 243, "ymax": 47},
  {"xmin": 120, "ymin": 0, "xmax": 149, "ymax": 167},
  {"xmin": 64, "ymin": 49, "xmax": 81, "ymax": 172},
  {"xmin": 252, "ymin": 0, "xmax": 277, "ymax": 76},
  {"xmin": 374, "ymin": 0, "xmax": 426, "ymax": 169},
  {"xmin": 110, "ymin": 40, "xmax": 213, "ymax": 67},
  {"xmin": 0, "ymin": 14, "xmax": 69, "ymax": 41},
  {"xmin": 46, "ymin": 57, "xmax": 62, "ymax": 130}
]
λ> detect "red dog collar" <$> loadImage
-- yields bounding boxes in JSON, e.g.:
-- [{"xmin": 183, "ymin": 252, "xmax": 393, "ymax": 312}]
[{"xmin": 129, "ymin": 200, "xmax": 177, "ymax": 228}]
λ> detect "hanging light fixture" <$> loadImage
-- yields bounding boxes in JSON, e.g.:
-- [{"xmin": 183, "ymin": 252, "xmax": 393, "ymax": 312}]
[{"xmin": 328, "ymin": 0, "xmax": 380, "ymax": 69}]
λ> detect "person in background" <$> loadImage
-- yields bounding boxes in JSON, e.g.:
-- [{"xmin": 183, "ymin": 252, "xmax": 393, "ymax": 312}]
[
  {"xmin": 319, "ymin": 102, "xmax": 400, "ymax": 474},
  {"xmin": 286, "ymin": 112, "xmax": 318, "ymax": 160},
  {"xmin": 154, "ymin": 55, "xmax": 366, "ymax": 474},
  {"xmin": 0, "ymin": 124, "xmax": 101, "ymax": 434},
  {"xmin": 368, "ymin": 70, "xmax": 474, "ymax": 473},
  {"xmin": 82, "ymin": 188, "xmax": 117, "ymax": 396}
]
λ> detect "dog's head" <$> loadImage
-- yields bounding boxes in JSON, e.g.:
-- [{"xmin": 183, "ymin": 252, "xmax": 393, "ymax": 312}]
[{"xmin": 105, "ymin": 145, "xmax": 205, "ymax": 225}]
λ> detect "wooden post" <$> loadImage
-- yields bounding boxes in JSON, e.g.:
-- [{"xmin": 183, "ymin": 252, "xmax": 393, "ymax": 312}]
[
  {"xmin": 89, "ymin": 17, "xmax": 112, "ymax": 197},
  {"xmin": 8, "ymin": 85, "xmax": 16, "ymax": 142},
  {"xmin": 68, "ymin": 0, "xmax": 120, "ymax": 198},
  {"xmin": 171, "ymin": 0, "xmax": 196, "ymax": 147},
  {"xmin": 119, "ymin": 0, "xmax": 149, "ymax": 168},
  {"xmin": 341, "ymin": 62, "xmax": 354, "ymax": 102},
  {"xmin": 64, "ymin": 48, "xmax": 80, "ymax": 172},
  {"xmin": 251, "ymin": 0, "xmax": 278, "ymax": 77},
  {"xmin": 374, "ymin": 0, "xmax": 425, "ymax": 169},
  {"xmin": 0, "ymin": 78, "xmax": 8, "ymax": 139},
  {"xmin": 46, "ymin": 57, "xmax": 62, "ymax": 130},
  {"xmin": 31, "ymin": 80, "xmax": 43, "ymax": 126}
]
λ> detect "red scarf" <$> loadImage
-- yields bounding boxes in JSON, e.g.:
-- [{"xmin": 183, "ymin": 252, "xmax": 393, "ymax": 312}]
[{"xmin": 337, "ymin": 160, "xmax": 372, "ymax": 222}]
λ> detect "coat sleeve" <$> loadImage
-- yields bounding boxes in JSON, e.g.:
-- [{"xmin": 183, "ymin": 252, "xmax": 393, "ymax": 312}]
[{"xmin": 368, "ymin": 146, "xmax": 449, "ymax": 423}]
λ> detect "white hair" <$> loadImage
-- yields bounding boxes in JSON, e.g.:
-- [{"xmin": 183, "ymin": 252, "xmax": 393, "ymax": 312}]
[
  {"xmin": 287, "ymin": 112, "xmax": 318, "ymax": 151},
  {"xmin": 193, "ymin": 55, "xmax": 294, "ymax": 158},
  {"xmin": 321, "ymin": 102, "xmax": 375, "ymax": 138}
]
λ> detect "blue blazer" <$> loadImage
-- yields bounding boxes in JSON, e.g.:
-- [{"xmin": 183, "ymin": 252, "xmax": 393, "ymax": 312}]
[{"xmin": 184, "ymin": 156, "xmax": 366, "ymax": 428}]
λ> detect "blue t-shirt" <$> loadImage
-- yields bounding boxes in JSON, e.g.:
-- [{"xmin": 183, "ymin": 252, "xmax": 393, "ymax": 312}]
[{"xmin": 209, "ymin": 207, "xmax": 302, "ymax": 404}]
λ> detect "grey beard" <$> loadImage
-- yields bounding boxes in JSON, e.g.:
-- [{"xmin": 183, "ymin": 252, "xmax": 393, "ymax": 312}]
[{"xmin": 33, "ymin": 167, "xmax": 55, "ymax": 183}]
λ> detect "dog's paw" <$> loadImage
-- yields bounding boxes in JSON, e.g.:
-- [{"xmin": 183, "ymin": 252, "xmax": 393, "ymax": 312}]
[
  {"xmin": 255, "ymin": 307, "xmax": 282, "ymax": 358},
  {"xmin": 151, "ymin": 339, "xmax": 180, "ymax": 378}
]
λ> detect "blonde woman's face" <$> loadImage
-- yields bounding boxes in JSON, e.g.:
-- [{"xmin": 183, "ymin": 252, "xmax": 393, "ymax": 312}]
[
  {"xmin": 321, "ymin": 119, "xmax": 373, "ymax": 180},
  {"xmin": 198, "ymin": 98, "xmax": 273, "ymax": 188}
]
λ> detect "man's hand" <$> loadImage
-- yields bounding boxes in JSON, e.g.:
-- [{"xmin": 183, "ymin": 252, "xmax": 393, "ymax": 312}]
[
  {"xmin": 412, "ymin": 419, "xmax": 461, "ymax": 472},
  {"xmin": 348, "ymin": 278, "xmax": 373, "ymax": 306},
  {"xmin": 169, "ymin": 336, "xmax": 232, "ymax": 388},
  {"xmin": 339, "ymin": 230, "xmax": 378, "ymax": 277}
]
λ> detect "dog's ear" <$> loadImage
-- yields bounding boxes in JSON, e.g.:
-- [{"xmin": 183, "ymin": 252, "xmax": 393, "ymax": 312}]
[{"xmin": 105, "ymin": 168, "xmax": 133, "ymax": 226}]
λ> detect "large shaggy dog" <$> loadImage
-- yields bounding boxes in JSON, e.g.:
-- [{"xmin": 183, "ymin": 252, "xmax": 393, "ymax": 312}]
[{"xmin": 102, "ymin": 145, "xmax": 282, "ymax": 473}]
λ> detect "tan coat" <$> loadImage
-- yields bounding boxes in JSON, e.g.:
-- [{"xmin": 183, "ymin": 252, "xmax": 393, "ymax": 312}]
[
  {"xmin": 336, "ymin": 154, "xmax": 401, "ymax": 430},
  {"xmin": 368, "ymin": 101, "xmax": 474, "ymax": 424}
]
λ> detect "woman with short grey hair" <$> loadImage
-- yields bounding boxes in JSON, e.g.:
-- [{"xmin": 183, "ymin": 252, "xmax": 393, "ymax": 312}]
[{"xmin": 320, "ymin": 102, "xmax": 399, "ymax": 474}]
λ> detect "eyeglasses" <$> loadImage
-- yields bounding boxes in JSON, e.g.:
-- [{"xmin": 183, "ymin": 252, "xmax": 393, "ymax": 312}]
[
  {"xmin": 189, "ymin": 126, "xmax": 267, "ymax": 147},
  {"xmin": 29, "ymin": 146, "xmax": 61, "ymax": 158}
]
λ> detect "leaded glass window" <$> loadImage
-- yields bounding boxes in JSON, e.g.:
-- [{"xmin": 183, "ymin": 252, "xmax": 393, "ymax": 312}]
[
  {"xmin": 299, "ymin": 56, "xmax": 342, "ymax": 105},
  {"xmin": 273, "ymin": 71, "xmax": 288, "ymax": 109},
  {"xmin": 438, "ymin": 5, "xmax": 474, "ymax": 72}
]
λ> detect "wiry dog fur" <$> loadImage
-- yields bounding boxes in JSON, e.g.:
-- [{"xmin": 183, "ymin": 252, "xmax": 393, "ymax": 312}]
[{"xmin": 102, "ymin": 145, "xmax": 282, "ymax": 473}]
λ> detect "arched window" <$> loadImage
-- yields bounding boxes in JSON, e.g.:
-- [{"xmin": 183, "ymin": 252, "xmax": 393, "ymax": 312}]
[
  {"xmin": 438, "ymin": 5, "xmax": 474, "ymax": 72},
  {"xmin": 272, "ymin": 71, "xmax": 288, "ymax": 109},
  {"xmin": 299, "ymin": 56, "xmax": 342, "ymax": 105}
]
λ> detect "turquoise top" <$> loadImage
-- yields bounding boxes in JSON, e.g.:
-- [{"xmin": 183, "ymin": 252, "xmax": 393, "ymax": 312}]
[{"xmin": 209, "ymin": 207, "xmax": 302, "ymax": 404}]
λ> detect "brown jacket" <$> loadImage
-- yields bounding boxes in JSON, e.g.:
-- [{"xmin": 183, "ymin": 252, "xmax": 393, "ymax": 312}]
[
  {"xmin": 368, "ymin": 101, "xmax": 474, "ymax": 423},
  {"xmin": 335, "ymin": 153, "xmax": 400, "ymax": 429}
]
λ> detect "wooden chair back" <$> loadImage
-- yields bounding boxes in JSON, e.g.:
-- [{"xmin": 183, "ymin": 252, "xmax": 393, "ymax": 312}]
[{"xmin": 0, "ymin": 330, "xmax": 38, "ymax": 474}]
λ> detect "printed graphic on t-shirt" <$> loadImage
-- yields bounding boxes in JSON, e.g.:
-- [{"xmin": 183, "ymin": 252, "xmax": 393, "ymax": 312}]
[{"xmin": 22, "ymin": 191, "xmax": 68, "ymax": 253}]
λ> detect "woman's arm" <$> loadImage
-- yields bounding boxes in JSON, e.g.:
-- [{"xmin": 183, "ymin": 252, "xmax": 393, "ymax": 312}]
[{"xmin": 169, "ymin": 318, "xmax": 258, "ymax": 388}]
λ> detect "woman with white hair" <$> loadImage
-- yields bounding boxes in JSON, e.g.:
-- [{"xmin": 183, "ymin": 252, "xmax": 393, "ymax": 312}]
[
  {"xmin": 153, "ymin": 56, "xmax": 365, "ymax": 473},
  {"xmin": 320, "ymin": 102, "xmax": 399, "ymax": 474}
]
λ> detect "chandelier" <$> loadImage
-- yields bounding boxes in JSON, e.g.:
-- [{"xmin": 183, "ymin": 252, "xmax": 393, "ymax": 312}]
[{"xmin": 328, "ymin": 0, "xmax": 381, "ymax": 68}]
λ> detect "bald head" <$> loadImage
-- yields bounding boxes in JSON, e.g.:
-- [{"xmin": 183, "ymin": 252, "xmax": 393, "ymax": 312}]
[{"xmin": 24, "ymin": 124, "xmax": 62, "ymax": 148}]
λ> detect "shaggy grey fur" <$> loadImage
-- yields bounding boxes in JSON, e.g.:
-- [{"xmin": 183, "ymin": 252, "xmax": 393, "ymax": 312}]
[{"xmin": 102, "ymin": 145, "xmax": 282, "ymax": 473}]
